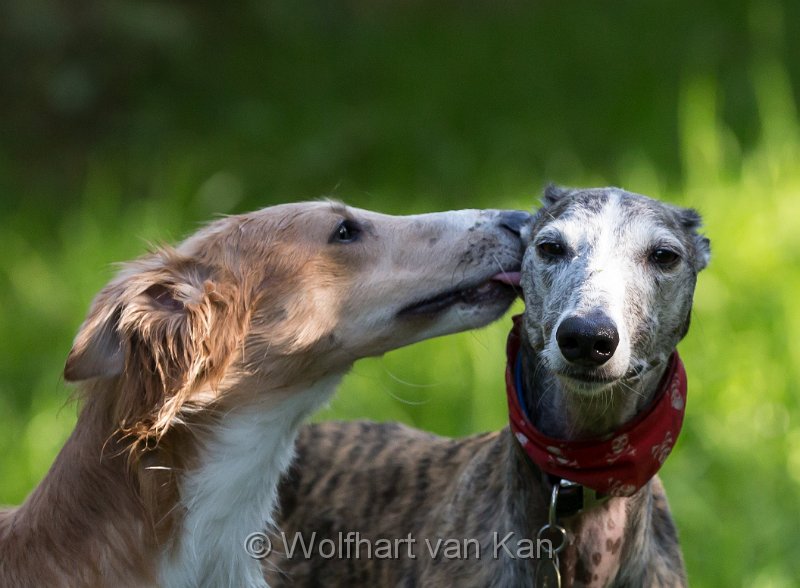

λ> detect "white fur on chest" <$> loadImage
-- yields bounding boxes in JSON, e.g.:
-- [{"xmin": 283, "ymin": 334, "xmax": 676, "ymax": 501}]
[{"xmin": 159, "ymin": 375, "xmax": 341, "ymax": 588}]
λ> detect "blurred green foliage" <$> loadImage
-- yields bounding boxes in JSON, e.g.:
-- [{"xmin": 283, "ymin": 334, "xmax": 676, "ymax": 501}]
[{"xmin": 1, "ymin": 2, "xmax": 799, "ymax": 586}]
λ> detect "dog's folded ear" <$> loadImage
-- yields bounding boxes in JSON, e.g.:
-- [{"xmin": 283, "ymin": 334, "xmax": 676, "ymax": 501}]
[
  {"xmin": 64, "ymin": 255, "xmax": 190, "ymax": 383},
  {"xmin": 542, "ymin": 184, "xmax": 575, "ymax": 206},
  {"xmin": 63, "ymin": 279, "xmax": 195, "ymax": 382},
  {"xmin": 63, "ymin": 299, "xmax": 125, "ymax": 382},
  {"xmin": 678, "ymin": 208, "xmax": 711, "ymax": 272},
  {"xmin": 529, "ymin": 185, "xmax": 577, "ymax": 228},
  {"xmin": 64, "ymin": 249, "xmax": 247, "ymax": 440}
]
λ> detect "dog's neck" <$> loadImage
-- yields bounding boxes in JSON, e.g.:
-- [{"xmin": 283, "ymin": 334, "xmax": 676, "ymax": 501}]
[
  {"xmin": 0, "ymin": 386, "xmax": 155, "ymax": 586},
  {"xmin": 158, "ymin": 374, "xmax": 341, "ymax": 588},
  {"xmin": 503, "ymin": 431, "xmax": 655, "ymax": 586},
  {"xmin": 0, "ymin": 374, "xmax": 342, "ymax": 588},
  {"xmin": 506, "ymin": 340, "xmax": 673, "ymax": 585},
  {"xmin": 519, "ymin": 342, "xmax": 668, "ymax": 441}
]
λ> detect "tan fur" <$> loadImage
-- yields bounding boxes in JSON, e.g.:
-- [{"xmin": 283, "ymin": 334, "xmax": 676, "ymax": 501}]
[{"xmin": 0, "ymin": 201, "xmax": 526, "ymax": 587}]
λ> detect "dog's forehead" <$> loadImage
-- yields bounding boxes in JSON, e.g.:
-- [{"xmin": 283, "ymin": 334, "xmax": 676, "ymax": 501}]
[{"xmin": 536, "ymin": 189, "xmax": 680, "ymax": 242}]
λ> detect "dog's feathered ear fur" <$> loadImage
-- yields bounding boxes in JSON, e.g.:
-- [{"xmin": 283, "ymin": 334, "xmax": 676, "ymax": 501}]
[{"xmin": 65, "ymin": 249, "xmax": 248, "ymax": 444}]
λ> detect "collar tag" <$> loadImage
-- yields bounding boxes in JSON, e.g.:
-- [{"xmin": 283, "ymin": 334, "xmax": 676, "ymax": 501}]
[{"xmin": 554, "ymin": 479, "xmax": 608, "ymax": 518}]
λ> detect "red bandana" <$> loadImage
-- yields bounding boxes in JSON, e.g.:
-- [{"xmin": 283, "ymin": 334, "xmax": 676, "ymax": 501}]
[{"xmin": 505, "ymin": 316, "xmax": 687, "ymax": 497}]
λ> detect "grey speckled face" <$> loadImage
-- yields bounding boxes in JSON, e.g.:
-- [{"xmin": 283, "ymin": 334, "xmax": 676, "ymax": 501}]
[{"xmin": 520, "ymin": 186, "xmax": 710, "ymax": 394}]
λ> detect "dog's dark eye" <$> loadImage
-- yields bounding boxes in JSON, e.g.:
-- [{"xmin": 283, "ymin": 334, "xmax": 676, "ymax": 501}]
[
  {"xmin": 331, "ymin": 219, "xmax": 361, "ymax": 243},
  {"xmin": 537, "ymin": 241, "xmax": 566, "ymax": 259},
  {"xmin": 649, "ymin": 248, "xmax": 680, "ymax": 267}
]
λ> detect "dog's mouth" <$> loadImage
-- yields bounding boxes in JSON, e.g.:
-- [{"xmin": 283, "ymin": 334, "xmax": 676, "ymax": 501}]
[
  {"xmin": 560, "ymin": 372, "xmax": 617, "ymax": 385},
  {"xmin": 555, "ymin": 362, "xmax": 647, "ymax": 390},
  {"xmin": 398, "ymin": 270, "xmax": 521, "ymax": 317}
]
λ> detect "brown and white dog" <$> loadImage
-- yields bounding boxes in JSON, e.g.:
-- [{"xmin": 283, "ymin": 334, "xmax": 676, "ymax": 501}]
[
  {"xmin": 271, "ymin": 187, "xmax": 710, "ymax": 587},
  {"xmin": 0, "ymin": 201, "xmax": 528, "ymax": 588}
]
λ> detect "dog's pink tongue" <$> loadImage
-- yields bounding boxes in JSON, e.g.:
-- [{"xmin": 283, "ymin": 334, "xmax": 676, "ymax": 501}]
[{"xmin": 491, "ymin": 271, "xmax": 521, "ymax": 286}]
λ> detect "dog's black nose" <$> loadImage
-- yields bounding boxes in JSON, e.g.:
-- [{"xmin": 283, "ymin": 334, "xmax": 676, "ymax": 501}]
[
  {"xmin": 498, "ymin": 210, "xmax": 532, "ymax": 237},
  {"xmin": 556, "ymin": 313, "xmax": 620, "ymax": 366}
]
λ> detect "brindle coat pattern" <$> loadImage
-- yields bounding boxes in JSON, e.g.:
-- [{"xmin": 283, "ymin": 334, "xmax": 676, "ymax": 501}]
[
  {"xmin": 271, "ymin": 424, "xmax": 683, "ymax": 587},
  {"xmin": 270, "ymin": 187, "xmax": 708, "ymax": 587}
]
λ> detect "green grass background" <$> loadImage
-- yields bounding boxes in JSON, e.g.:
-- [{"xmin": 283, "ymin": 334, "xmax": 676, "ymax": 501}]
[{"xmin": 2, "ymin": 2, "xmax": 799, "ymax": 586}]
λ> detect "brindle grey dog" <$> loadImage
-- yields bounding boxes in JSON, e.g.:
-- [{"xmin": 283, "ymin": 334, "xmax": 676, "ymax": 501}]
[{"xmin": 268, "ymin": 186, "xmax": 709, "ymax": 587}]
